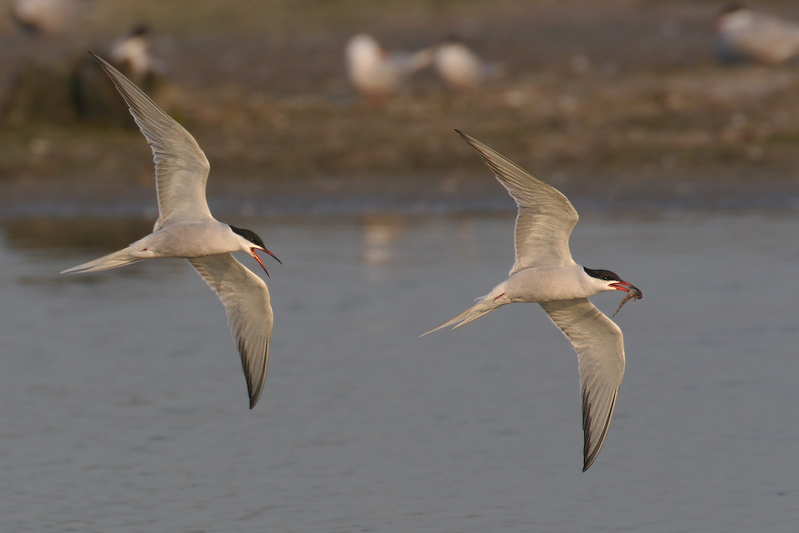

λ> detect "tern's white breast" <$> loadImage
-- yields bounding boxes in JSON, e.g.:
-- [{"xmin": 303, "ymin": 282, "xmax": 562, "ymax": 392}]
[
  {"xmin": 718, "ymin": 9, "xmax": 799, "ymax": 64},
  {"xmin": 130, "ymin": 221, "xmax": 238, "ymax": 258},
  {"xmin": 111, "ymin": 36, "xmax": 151, "ymax": 80},
  {"xmin": 346, "ymin": 34, "xmax": 402, "ymax": 94},
  {"xmin": 435, "ymin": 43, "xmax": 483, "ymax": 89},
  {"xmin": 501, "ymin": 263, "xmax": 599, "ymax": 303}
]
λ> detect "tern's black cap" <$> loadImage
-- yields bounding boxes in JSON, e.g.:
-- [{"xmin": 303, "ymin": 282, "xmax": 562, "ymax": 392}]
[
  {"xmin": 583, "ymin": 267, "xmax": 621, "ymax": 282},
  {"xmin": 230, "ymin": 225, "xmax": 266, "ymax": 249}
]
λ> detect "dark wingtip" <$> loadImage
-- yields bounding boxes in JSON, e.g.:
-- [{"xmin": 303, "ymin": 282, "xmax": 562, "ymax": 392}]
[
  {"xmin": 583, "ymin": 441, "xmax": 599, "ymax": 471},
  {"xmin": 454, "ymin": 129, "xmax": 481, "ymax": 150},
  {"xmin": 244, "ymin": 345, "xmax": 268, "ymax": 410},
  {"xmin": 248, "ymin": 382, "xmax": 261, "ymax": 409},
  {"xmin": 88, "ymin": 52, "xmax": 111, "ymax": 73},
  {"xmin": 583, "ymin": 450, "xmax": 599, "ymax": 471},
  {"xmin": 248, "ymin": 387, "xmax": 264, "ymax": 409}
]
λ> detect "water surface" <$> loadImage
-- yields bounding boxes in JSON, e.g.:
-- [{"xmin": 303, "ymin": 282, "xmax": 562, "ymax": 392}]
[{"xmin": 1, "ymin": 211, "xmax": 798, "ymax": 532}]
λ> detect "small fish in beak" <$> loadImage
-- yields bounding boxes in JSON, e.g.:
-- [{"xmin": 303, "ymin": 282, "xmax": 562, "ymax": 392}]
[{"xmin": 612, "ymin": 285, "xmax": 643, "ymax": 317}]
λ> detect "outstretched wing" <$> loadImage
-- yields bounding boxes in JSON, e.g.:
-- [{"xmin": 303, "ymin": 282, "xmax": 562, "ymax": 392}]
[
  {"xmin": 188, "ymin": 254, "xmax": 273, "ymax": 409},
  {"xmin": 456, "ymin": 131, "xmax": 579, "ymax": 273},
  {"xmin": 91, "ymin": 53, "xmax": 212, "ymax": 227},
  {"xmin": 539, "ymin": 298, "xmax": 625, "ymax": 471}
]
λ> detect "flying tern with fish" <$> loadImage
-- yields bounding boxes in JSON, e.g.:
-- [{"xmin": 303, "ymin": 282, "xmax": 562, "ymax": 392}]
[{"xmin": 423, "ymin": 131, "xmax": 642, "ymax": 471}]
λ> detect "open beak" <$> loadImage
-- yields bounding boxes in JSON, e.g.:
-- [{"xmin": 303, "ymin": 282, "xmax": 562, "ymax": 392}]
[
  {"xmin": 610, "ymin": 281, "xmax": 637, "ymax": 292},
  {"xmin": 251, "ymin": 247, "xmax": 282, "ymax": 277}
]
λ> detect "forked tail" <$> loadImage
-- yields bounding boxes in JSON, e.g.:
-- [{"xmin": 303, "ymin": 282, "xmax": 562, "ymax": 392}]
[
  {"xmin": 420, "ymin": 297, "xmax": 502, "ymax": 337},
  {"xmin": 61, "ymin": 247, "xmax": 144, "ymax": 274}
]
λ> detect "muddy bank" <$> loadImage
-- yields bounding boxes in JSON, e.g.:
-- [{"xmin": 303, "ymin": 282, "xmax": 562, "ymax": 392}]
[{"xmin": 3, "ymin": 0, "xmax": 799, "ymax": 214}]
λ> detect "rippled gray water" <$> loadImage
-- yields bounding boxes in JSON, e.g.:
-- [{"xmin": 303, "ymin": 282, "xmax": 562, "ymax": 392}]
[{"xmin": 2, "ymin": 210, "xmax": 798, "ymax": 532}]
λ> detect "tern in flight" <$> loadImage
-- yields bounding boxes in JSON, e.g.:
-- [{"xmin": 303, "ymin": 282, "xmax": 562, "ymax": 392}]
[
  {"xmin": 62, "ymin": 54, "xmax": 281, "ymax": 409},
  {"xmin": 423, "ymin": 131, "xmax": 642, "ymax": 471}
]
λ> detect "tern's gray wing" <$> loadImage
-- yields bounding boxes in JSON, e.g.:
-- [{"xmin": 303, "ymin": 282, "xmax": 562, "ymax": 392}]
[
  {"xmin": 539, "ymin": 298, "xmax": 625, "ymax": 471},
  {"xmin": 456, "ymin": 131, "xmax": 579, "ymax": 274},
  {"xmin": 188, "ymin": 254, "xmax": 273, "ymax": 409},
  {"xmin": 395, "ymin": 47, "xmax": 435, "ymax": 73},
  {"xmin": 91, "ymin": 53, "xmax": 212, "ymax": 228}
]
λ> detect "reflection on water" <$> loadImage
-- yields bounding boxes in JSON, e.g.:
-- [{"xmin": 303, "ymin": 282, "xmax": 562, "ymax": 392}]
[
  {"xmin": 360, "ymin": 215, "xmax": 407, "ymax": 266},
  {"xmin": 2, "ymin": 210, "xmax": 799, "ymax": 532},
  {"xmin": 2, "ymin": 217, "xmax": 154, "ymax": 250}
]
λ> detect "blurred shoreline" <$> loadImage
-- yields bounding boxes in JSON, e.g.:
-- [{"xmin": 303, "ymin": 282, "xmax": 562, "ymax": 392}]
[
  {"xmin": 3, "ymin": 166, "xmax": 799, "ymax": 221},
  {"xmin": 3, "ymin": 0, "xmax": 799, "ymax": 216}
]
